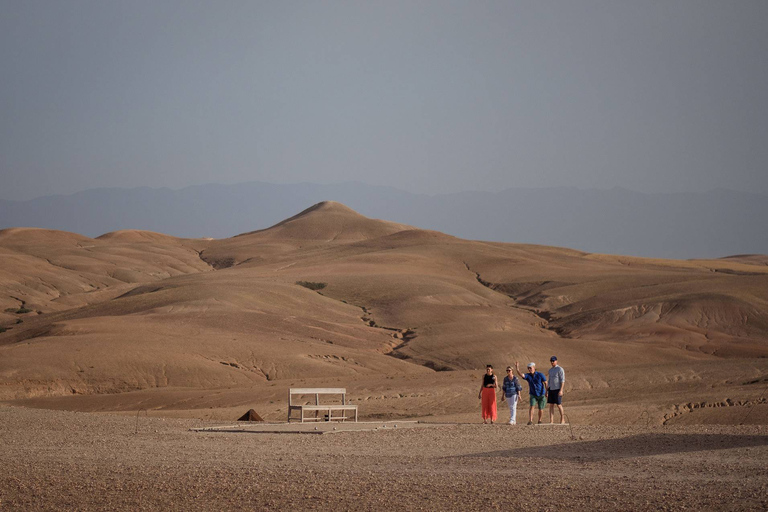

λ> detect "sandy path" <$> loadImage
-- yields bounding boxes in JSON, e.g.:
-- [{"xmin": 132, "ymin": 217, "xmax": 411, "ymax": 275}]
[{"xmin": 1, "ymin": 406, "xmax": 767, "ymax": 511}]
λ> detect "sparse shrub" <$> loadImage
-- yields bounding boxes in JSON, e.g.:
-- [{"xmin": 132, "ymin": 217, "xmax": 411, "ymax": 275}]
[
  {"xmin": 15, "ymin": 308, "xmax": 32, "ymax": 314},
  {"xmin": 0, "ymin": 327, "xmax": 6, "ymax": 333},
  {"xmin": 296, "ymin": 281, "xmax": 327, "ymax": 291},
  {"xmin": 15, "ymin": 319, "xmax": 23, "ymax": 324},
  {"xmin": 4, "ymin": 308, "xmax": 16, "ymax": 313}
]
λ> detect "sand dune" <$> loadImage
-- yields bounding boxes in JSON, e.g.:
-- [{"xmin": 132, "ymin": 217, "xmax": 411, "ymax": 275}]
[{"xmin": 1, "ymin": 202, "xmax": 767, "ymax": 425}]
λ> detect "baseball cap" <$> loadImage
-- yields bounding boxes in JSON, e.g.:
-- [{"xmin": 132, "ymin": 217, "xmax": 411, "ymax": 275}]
[
  {"xmin": 550, "ymin": 356, "xmax": 557, "ymax": 362},
  {"xmin": 527, "ymin": 362, "xmax": 535, "ymax": 368}
]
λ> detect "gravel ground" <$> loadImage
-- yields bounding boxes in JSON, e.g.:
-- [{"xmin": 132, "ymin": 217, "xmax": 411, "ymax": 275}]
[{"xmin": 1, "ymin": 405, "xmax": 767, "ymax": 511}]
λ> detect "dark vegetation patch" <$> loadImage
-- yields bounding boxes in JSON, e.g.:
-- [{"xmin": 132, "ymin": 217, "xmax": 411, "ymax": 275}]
[
  {"xmin": 296, "ymin": 281, "xmax": 327, "ymax": 291},
  {"xmin": 197, "ymin": 250, "xmax": 235, "ymax": 269},
  {"xmin": 208, "ymin": 257, "xmax": 235, "ymax": 270}
]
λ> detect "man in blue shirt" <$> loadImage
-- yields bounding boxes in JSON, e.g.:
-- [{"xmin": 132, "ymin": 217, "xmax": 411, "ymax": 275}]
[{"xmin": 515, "ymin": 361, "xmax": 547, "ymax": 425}]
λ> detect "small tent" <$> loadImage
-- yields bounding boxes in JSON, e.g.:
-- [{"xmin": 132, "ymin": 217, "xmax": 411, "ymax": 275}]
[{"xmin": 237, "ymin": 409, "xmax": 264, "ymax": 422}]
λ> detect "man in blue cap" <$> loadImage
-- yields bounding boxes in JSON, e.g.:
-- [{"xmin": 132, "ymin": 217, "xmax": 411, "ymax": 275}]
[{"xmin": 547, "ymin": 356, "xmax": 565, "ymax": 424}]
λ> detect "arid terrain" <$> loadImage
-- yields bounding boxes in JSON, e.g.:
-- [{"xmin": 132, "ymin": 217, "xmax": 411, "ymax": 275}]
[
  {"xmin": 1, "ymin": 406, "xmax": 767, "ymax": 511},
  {"xmin": 1, "ymin": 201, "xmax": 767, "ymax": 509}
]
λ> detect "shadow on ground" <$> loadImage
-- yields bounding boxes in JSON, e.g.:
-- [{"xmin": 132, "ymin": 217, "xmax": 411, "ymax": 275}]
[{"xmin": 461, "ymin": 433, "xmax": 768, "ymax": 461}]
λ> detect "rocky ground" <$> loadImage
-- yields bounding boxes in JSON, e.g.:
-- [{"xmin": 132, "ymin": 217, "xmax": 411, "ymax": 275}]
[{"xmin": 2, "ymin": 405, "xmax": 767, "ymax": 511}]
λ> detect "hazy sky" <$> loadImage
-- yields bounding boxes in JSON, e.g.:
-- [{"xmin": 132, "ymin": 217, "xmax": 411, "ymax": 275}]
[{"xmin": 1, "ymin": 1, "xmax": 767, "ymax": 201}]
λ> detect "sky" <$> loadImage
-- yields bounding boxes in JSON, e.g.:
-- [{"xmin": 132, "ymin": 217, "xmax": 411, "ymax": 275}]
[{"xmin": 1, "ymin": 1, "xmax": 767, "ymax": 201}]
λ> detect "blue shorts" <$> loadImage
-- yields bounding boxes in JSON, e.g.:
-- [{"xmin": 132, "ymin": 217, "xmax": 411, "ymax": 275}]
[{"xmin": 547, "ymin": 389, "xmax": 562, "ymax": 405}]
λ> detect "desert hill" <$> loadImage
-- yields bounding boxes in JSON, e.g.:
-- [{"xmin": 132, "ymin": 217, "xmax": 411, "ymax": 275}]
[
  {"xmin": 720, "ymin": 254, "xmax": 768, "ymax": 267},
  {"xmin": 0, "ymin": 227, "xmax": 211, "ymax": 314},
  {"xmin": 237, "ymin": 201, "xmax": 412, "ymax": 241},
  {"xmin": 1, "ymin": 203, "xmax": 767, "ymax": 424}
]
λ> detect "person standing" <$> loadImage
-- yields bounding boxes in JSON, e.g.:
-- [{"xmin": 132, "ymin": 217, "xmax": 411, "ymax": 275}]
[
  {"xmin": 515, "ymin": 361, "xmax": 547, "ymax": 425},
  {"xmin": 500, "ymin": 366, "xmax": 522, "ymax": 425},
  {"xmin": 547, "ymin": 356, "xmax": 566, "ymax": 424},
  {"xmin": 478, "ymin": 364, "xmax": 498, "ymax": 424}
]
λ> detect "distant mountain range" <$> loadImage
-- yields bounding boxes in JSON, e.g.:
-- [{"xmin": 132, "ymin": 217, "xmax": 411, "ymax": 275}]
[{"xmin": 0, "ymin": 182, "xmax": 766, "ymax": 259}]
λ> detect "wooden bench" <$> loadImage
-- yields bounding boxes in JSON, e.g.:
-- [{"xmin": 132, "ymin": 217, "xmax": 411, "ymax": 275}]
[{"xmin": 288, "ymin": 388, "xmax": 358, "ymax": 423}]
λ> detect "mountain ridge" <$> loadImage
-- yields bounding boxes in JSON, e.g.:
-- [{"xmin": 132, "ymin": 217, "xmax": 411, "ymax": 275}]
[{"xmin": 1, "ymin": 182, "xmax": 766, "ymax": 258}]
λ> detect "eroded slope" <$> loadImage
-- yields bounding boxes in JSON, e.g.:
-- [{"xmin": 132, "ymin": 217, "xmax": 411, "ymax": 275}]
[{"xmin": 1, "ymin": 202, "xmax": 767, "ymax": 421}]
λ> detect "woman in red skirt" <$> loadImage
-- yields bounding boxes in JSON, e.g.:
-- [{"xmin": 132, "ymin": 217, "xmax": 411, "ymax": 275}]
[{"xmin": 478, "ymin": 364, "xmax": 498, "ymax": 424}]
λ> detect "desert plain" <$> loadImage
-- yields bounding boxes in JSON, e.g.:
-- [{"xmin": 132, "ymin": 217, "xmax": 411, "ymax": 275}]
[{"xmin": 1, "ymin": 201, "xmax": 767, "ymax": 510}]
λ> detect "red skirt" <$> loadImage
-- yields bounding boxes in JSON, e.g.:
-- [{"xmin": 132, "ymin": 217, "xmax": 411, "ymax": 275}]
[{"xmin": 481, "ymin": 387, "xmax": 497, "ymax": 421}]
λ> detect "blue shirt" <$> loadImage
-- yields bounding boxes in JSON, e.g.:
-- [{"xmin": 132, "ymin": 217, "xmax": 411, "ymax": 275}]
[
  {"xmin": 502, "ymin": 376, "xmax": 521, "ymax": 398},
  {"xmin": 523, "ymin": 371, "xmax": 547, "ymax": 397}
]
